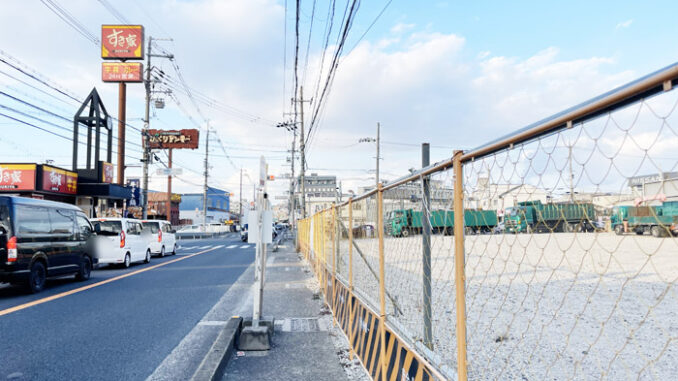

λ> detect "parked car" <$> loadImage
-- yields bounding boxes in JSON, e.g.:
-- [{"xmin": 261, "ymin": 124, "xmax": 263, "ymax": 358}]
[
  {"xmin": 0, "ymin": 196, "xmax": 97, "ymax": 293},
  {"xmin": 90, "ymin": 218, "xmax": 151, "ymax": 268},
  {"xmin": 142, "ymin": 220, "xmax": 177, "ymax": 257}
]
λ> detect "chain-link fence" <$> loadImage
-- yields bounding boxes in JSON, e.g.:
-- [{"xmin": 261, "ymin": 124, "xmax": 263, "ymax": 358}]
[{"xmin": 297, "ymin": 63, "xmax": 678, "ymax": 380}]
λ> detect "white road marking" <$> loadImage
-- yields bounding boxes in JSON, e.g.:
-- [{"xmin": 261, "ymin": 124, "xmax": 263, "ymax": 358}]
[
  {"xmin": 212, "ymin": 245, "xmax": 224, "ymax": 249},
  {"xmin": 198, "ymin": 245, "xmax": 212, "ymax": 250},
  {"xmin": 226, "ymin": 245, "xmax": 237, "ymax": 249},
  {"xmin": 240, "ymin": 245, "xmax": 250, "ymax": 249}
]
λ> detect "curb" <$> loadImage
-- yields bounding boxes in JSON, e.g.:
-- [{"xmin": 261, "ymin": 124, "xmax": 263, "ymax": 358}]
[{"xmin": 191, "ymin": 316, "xmax": 243, "ymax": 381}]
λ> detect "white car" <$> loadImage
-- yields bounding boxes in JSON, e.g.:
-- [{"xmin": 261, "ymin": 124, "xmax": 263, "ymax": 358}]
[
  {"xmin": 90, "ymin": 218, "xmax": 152, "ymax": 268},
  {"xmin": 142, "ymin": 220, "xmax": 177, "ymax": 257}
]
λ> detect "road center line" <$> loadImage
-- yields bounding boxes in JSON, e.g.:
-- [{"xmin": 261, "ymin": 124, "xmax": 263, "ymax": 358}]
[{"xmin": 0, "ymin": 246, "xmax": 221, "ymax": 318}]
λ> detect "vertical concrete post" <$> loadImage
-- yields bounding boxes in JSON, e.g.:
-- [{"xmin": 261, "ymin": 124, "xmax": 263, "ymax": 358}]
[
  {"xmin": 453, "ymin": 151, "xmax": 468, "ymax": 381},
  {"xmin": 377, "ymin": 183, "xmax": 387, "ymax": 380}
]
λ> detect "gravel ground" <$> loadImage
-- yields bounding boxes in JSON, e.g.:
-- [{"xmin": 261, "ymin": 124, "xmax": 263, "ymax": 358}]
[{"xmin": 329, "ymin": 232, "xmax": 678, "ymax": 380}]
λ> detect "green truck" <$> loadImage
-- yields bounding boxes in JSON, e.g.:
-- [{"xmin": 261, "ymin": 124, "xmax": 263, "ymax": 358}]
[
  {"xmin": 611, "ymin": 202, "xmax": 678, "ymax": 237},
  {"xmin": 504, "ymin": 200, "xmax": 596, "ymax": 233},
  {"xmin": 385, "ymin": 209, "xmax": 498, "ymax": 237}
]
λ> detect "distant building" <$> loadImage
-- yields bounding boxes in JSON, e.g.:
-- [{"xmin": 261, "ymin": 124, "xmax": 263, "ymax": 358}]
[
  {"xmin": 628, "ymin": 172, "xmax": 678, "ymax": 202},
  {"xmin": 146, "ymin": 192, "xmax": 181, "ymax": 225},
  {"xmin": 179, "ymin": 186, "xmax": 231, "ymax": 224},
  {"xmin": 296, "ymin": 173, "xmax": 338, "ymax": 216}
]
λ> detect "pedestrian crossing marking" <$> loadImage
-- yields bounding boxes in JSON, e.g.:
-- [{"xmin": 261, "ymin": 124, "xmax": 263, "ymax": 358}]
[
  {"xmin": 227, "ymin": 245, "xmax": 238, "ymax": 249},
  {"xmin": 240, "ymin": 245, "xmax": 250, "ymax": 249},
  {"xmin": 213, "ymin": 245, "xmax": 224, "ymax": 249}
]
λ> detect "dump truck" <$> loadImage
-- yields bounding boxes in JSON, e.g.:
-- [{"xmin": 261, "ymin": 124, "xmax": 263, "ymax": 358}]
[
  {"xmin": 385, "ymin": 209, "xmax": 498, "ymax": 237},
  {"xmin": 611, "ymin": 202, "xmax": 678, "ymax": 237},
  {"xmin": 504, "ymin": 200, "xmax": 596, "ymax": 233}
]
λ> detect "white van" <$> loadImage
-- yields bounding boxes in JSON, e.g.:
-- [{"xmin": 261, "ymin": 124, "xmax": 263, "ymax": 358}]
[
  {"xmin": 90, "ymin": 218, "xmax": 152, "ymax": 268},
  {"xmin": 142, "ymin": 220, "xmax": 177, "ymax": 257}
]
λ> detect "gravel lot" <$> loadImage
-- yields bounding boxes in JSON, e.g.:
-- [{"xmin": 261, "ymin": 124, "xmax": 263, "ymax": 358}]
[{"xmin": 330, "ymin": 232, "xmax": 678, "ymax": 380}]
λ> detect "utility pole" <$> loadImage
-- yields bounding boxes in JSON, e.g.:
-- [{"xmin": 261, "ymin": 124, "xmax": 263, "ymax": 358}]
[
  {"xmin": 359, "ymin": 122, "xmax": 381, "ymax": 189},
  {"xmin": 203, "ymin": 125, "xmax": 210, "ymax": 230},
  {"xmin": 376, "ymin": 122, "xmax": 380, "ymax": 188},
  {"xmin": 141, "ymin": 36, "xmax": 173, "ymax": 219},
  {"xmin": 293, "ymin": 86, "xmax": 311, "ymax": 218},
  {"xmin": 289, "ymin": 128, "xmax": 296, "ymax": 227},
  {"xmin": 141, "ymin": 37, "xmax": 152, "ymax": 219},
  {"xmin": 239, "ymin": 168, "xmax": 243, "ymax": 219}
]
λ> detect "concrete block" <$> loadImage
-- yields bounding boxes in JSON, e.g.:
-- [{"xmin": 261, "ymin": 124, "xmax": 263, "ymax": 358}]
[{"xmin": 238, "ymin": 317, "xmax": 275, "ymax": 351}]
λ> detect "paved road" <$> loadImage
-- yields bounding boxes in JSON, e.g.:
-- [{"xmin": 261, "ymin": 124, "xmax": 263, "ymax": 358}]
[{"xmin": 0, "ymin": 235, "xmax": 254, "ymax": 381}]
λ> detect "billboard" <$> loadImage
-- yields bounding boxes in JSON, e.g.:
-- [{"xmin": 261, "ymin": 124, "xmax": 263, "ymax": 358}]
[
  {"xmin": 41, "ymin": 166, "xmax": 77, "ymax": 194},
  {"xmin": 148, "ymin": 129, "xmax": 200, "ymax": 149},
  {"xmin": 0, "ymin": 164, "xmax": 36, "ymax": 191},
  {"xmin": 126, "ymin": 178, "xmax": 141, "ymax": 207},
  {"xmin": 101, "ymin": 162, "xmax": 115, "ymax": 183},
  {"xmin": 101, "ymin": 25, "xmax": 144, "ymax": 60},
  {"xmin": 102, "ymin": 62, "xmax": 143, "ymax": 82}
]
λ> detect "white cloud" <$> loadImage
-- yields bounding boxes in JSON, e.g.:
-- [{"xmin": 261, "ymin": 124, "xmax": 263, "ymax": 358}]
[
  {"xmin": 616, "ymin": 19, "xmax": 633, "ymax": 29},
  {"xmin": 390, "ymin": 23, "xmax": 415, "ymax": 34}
]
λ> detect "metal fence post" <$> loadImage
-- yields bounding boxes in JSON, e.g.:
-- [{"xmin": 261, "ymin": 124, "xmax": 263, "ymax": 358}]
[
  {"xmin": 348, "ymin": 198, "xmax": 355, "ymax": 360},
  {"xmin": 332, "ymin": 204, "xmax": 337, "ymax": 327},
  {"xmin": 377, "ymin": 183, "xmax": 388, "ymax": 380},
  {"xmin": 422, "ymin": 143, "xmax": 433, "ymax": 350},
  {"xmin": 453, "ymin": 150, "xmax": 468, "ymax": 381}
]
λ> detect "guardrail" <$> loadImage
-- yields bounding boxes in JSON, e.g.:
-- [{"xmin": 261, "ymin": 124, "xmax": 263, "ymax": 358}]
[{"xmin": 297, "ymin": 61, "xmax": 678, "ymax": 380}]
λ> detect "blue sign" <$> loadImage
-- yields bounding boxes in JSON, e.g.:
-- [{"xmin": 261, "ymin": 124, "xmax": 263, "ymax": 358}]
[{"xmin": 126, "ymin": 178, "xmax": 140, "ymax": 207}]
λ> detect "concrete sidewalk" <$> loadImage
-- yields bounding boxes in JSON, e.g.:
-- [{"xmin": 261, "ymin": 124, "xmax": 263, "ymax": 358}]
[{"xmin": 222, "ymin": 242, "xmax": 367, "ymax": 381}]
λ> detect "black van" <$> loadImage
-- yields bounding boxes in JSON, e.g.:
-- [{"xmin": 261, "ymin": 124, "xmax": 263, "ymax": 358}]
[{"xmin": 0, "ymin": 196, "xmax": 97, "ymax": 293}]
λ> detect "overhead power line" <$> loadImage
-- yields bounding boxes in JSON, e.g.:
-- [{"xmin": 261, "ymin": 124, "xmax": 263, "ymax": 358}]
[{"xmin": 40, "ymin": 0, "xmax": 100, "ymax": 46}]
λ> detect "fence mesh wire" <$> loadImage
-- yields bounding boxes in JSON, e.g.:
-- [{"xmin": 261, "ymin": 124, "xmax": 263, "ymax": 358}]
[
  {"xmin": 463, "ymin": 88, "xmax": 678, "ymax": 380},
  {"xmin": 297, "ymin": 73, "xmax": 678, "ymax": 381}
]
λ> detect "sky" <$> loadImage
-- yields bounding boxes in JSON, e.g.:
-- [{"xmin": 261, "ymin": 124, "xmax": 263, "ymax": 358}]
[{"xmin": 0, "ymin": 0, "xmax": 677, "ymax": 207}]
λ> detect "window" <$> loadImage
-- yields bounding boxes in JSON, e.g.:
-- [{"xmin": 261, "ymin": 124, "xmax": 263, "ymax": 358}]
[
  {"xmin": 142, "ymin": 222, "xmax": 159, "ymax": 233},
  {"xmin": 76, "ymin": 214, "xmax": 93, "ymax": 237},
  {"xmin": 128, "ymin": 222, "xmax": 142, "ymax": 235},
  {"xmin": 49, "ymin": 209, "xmax": 75, "ymax": 238},
  {"xmin": 16, "ymin": 205, "xmax": 51, "ymax": 235},
  {"xmin": 92, "ymin": 220, "xmax": 122, "ymax": 234}
]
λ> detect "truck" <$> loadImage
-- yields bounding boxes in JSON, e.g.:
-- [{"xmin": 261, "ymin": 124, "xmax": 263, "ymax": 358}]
[
  {"xmin": 504, "ymin": 200, "xmax": 596, "ymax": 233},
  {"xmin": 385, "ymin": 209, "xmax": 498, "ymax": 237},
  {"xmin": 610, "ymin": 202, "xmax": 678, "ymax": 237}
]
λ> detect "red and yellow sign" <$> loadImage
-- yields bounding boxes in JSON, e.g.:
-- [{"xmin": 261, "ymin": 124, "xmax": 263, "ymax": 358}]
[
  {"xmin": 102, "ymin": 62, "xmax": 143, "ymax": 82},
  {"xmin": 101, "ymin": 25, "xmax": 144, "ymax": 60},
  {"xmin": 41, "ymin": 165, "xmax": 77, "ymax": 195},
  {"xmin": 0, "ymin": 164, "xmax": 36, "ymax": 191},
  {"xmin": 148, "ymin": 129, "xmax": 200, "ymax": 149},
  {"xmin": 102, "ymin": 162, "xmax": 115, "ymax": 184}
]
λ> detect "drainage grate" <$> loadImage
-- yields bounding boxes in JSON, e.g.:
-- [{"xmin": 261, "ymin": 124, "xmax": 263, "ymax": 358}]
[{"xmin": 278, "ymin": 318, "xmax": 324, "ymax": 332}]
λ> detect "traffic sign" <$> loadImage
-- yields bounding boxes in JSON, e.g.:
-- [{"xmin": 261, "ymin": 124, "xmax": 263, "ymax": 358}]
[{"xmin": 156, "ymin": 168, "xmax": 183, "ymax": 176}]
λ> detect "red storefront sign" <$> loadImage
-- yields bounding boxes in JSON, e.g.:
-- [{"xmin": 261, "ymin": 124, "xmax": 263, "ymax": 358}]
[
  {"xmin": 41, "ymin": 166, "xmax": 77, "ymax": 195},
  {"xmin": 0, "ymin": 164, "xmax": 36, "ymax": 191},
  {"xmin": 102, "ymin": 62, "xmax": 143, "ymax": 82},
  {"xmin": 101, "ymin": 25, "xmax": 144, "ymax": 60}
]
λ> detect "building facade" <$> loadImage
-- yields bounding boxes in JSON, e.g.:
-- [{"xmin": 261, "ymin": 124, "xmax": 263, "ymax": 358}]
[{"xmin": 179, "ymin": 186, "xmax": 231, "ymax": 225}]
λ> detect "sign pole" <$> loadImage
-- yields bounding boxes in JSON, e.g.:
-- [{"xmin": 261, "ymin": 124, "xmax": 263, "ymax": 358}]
[
  {"xmin": 167, "ymin": 148, "xmax": 172, "ymax": 223},
  {"xmin": 238, "ymin": 156, "xmax": 274, "ymax": 351}
]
